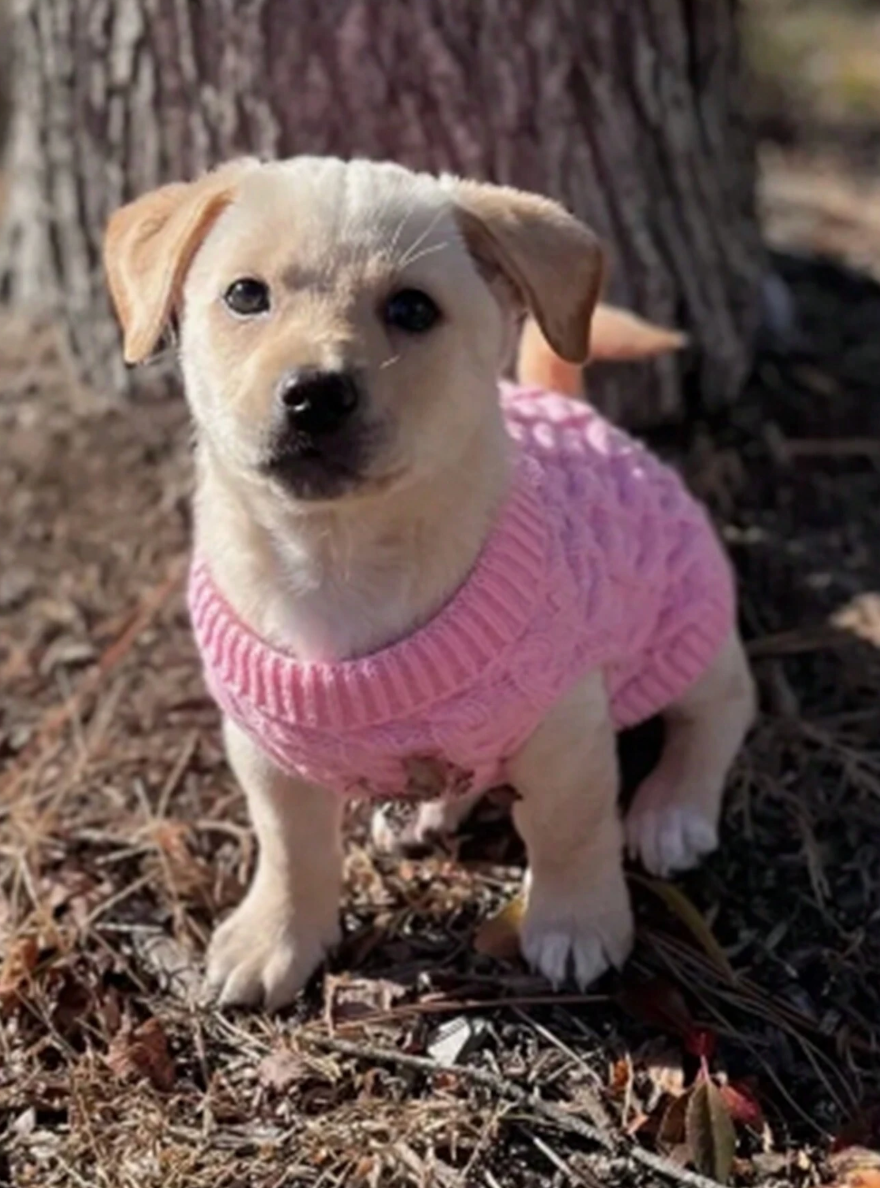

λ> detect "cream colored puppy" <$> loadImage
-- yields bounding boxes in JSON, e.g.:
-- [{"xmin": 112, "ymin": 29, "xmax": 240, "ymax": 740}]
[{"xmin": 104, "ymin": 157, "xmax": 754, "ymax": 1010}]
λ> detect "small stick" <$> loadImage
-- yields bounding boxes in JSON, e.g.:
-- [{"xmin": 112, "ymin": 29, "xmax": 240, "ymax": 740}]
[{"xmin": 305, "ymin": 1033, "xmax": 725, "ymax": 1188}]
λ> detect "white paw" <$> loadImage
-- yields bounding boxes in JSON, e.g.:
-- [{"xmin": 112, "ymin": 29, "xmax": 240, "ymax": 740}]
[
  {"xmin": 520, "ymin": 875, "xmax": 634, "ymax": 989},
  {"xmin": 626, "ymin": 804, "xmax": 718, "ymax": 877},
  {"xmin": 206, "ymin": 881, "xmax": 340, "ymax": 1011}
]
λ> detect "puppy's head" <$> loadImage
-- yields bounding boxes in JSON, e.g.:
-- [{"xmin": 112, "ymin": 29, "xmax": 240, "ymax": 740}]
[{"xmin": 104, "ymin": 158, "xmax": 602, "ymax": 503}]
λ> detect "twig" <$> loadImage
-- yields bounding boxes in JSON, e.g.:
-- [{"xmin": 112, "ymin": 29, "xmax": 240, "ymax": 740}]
[
  {"xmin": 315, "ymin": 990, "xmax": 608, "ymax": 1033},
  {"xmin": 746, "ymin": 627, "xmax": 847, "ymax": 659},
  {"xmin": 527, "ymin": 1131, "xmax": 602, "ymax": 1186},
  {"xmin": 784, "ymin": 437, "xmax": 880, "ymax": 459},
  {"xmin": 304, "ymin": 1033, "xmax": 724, "ymax": 1188}
]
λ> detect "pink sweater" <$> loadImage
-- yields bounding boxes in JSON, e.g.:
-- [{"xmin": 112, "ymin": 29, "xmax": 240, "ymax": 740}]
[{"xmin": 189, "ymin": 384, "xmax": 735, "ymax": 800}]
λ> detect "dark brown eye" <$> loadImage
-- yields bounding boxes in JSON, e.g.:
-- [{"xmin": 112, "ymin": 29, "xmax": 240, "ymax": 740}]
[
  {"xmin": 224, "ymin": 278, "xmax": 270, "ymax": 316},
  {"xmin": 383, "ymin": 288, "xmax": 441, "ymax": 333}
]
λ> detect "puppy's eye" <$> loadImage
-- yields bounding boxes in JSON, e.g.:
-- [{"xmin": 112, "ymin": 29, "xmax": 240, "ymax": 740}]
[
  {"xmin": 224, "ymin": 278, "xmax": 271, "ymax": 316},
  {"xmin": 383, "ymin": 288, "xmax": 441, "ymax": 334}
]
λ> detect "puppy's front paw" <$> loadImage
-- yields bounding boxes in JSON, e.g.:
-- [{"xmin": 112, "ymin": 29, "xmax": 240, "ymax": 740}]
[
  {"xmin": 520, "ymin": 873, "xmax": 634, "ymax": 989},
  {"xmin": 626, "ymin": 798, "xmax": 718, "ymax": 878},
  {"xmin": 206, "ymin": 881, "xmax": 340, "ymax": 1011}
]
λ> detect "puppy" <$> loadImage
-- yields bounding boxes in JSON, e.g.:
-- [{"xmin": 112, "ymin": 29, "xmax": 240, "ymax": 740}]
[{"xmin": 103, "ymin": 157, "xmax": 755, "ymax": 1010}]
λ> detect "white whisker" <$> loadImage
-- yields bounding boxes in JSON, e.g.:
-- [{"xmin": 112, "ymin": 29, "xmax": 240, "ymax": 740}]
[
  {"xmin": 397, "ymin": 241, "xmax": 450, "ymax": 270},
  {"xmin": 398, "ymin": 207, "xmax": 446, "ymax": 270}
]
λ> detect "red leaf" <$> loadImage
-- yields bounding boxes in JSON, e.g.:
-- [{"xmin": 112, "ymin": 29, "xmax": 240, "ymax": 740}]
[
  {"xmin": 684, "ymin": 1028, "xmax": 717, "ymax": 1061},
  {"xmin": 719, "ymin": 1080, "xmax": 764, "ymax": 1129}
]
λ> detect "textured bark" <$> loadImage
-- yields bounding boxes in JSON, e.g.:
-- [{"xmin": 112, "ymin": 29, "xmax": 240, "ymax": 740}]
[{"xmin": 0, "ymin": 0, "xmax": 763, "ymax": 426}]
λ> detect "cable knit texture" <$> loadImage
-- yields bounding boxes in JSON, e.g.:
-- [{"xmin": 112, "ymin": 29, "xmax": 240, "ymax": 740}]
[{"xmin": 188, "ymin": 384, "xmax": 735, "ymax": 799}]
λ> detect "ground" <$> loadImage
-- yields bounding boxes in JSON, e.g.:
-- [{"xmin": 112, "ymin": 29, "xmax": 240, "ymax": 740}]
[{"xmin": 3, "ymin": 9, "xmax": 880, "ymax": 1188}]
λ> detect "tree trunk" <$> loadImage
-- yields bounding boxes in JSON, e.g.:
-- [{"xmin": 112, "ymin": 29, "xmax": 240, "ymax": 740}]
[{"xmin": 0, "ymin": 0, "xmax": 763, "ymax": 427}]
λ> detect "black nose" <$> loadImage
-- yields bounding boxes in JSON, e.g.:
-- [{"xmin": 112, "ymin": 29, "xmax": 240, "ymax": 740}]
[{"xmin": 278, "ymin": 369, "xmax": 360, "ymax": 437}]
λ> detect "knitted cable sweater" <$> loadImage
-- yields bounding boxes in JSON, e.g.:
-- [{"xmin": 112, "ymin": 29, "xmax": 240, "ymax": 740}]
[{"xmin": 189, "ymin": 383, "xmax": 735, "ymax": 800}]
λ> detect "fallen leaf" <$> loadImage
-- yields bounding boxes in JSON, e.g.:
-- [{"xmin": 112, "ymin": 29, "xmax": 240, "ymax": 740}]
[
  {"xmin": 50, "ymin": 971, "xmax": 93, "ymax": 1040},
  {"xmin": 616, "ymin": 976, "xmax": 695, "ymax": 1039},
  {"xmin": 134, "ymin": 933, "xmax": 201, "ymax": 1001},
  {"xmin": 831, "ymin": 1171, "xmax": 880, "ymax": 1188},
  {"xmin": 258, "ymin": 1047, "xmax": 306, "ymax": 1093},
  {"xmin": 833, "ymin": 593, "xmax": 880, "ymax": 648},
  {"xmin": 685, "ymin": 1076, "xmax": 736, "ymax": 1184},
  {"xmin": 0, "ymin": 936, "xmax": 40, "ymax": 1014},
  {"xmin": 473, "ymin": 894, "xmax": 524, "ymax": 960},
  {"xmin": 147, "ymin": 820, "xmax": 213, "ymax": 900},
  {"xmin": 638, "ymin": 1040, "xmax": 686, "ymax": 1102},
  {"xmin": 631, "ymin": 874, "xmax": 736, "ymax": 982},
  {"xmin": 830, "ymin": 1146, "xmax": 880, "ymax": 1184},
  {"xmin": 323, "ymin": 974, "xmax": 407, "ymax": 1027},
  {"xmin": 719, "ymin": 1079, "xmax": 764, "ymax": 1129},
  {"xmin": 106, "ymin": 1017, "xmax": 175, "ymax": 1091},
  {"xmin": 608, "ymin": 1056, "xmax": 632, "ymax": 1099},
  {"xmin": 658, "ymin": 1089, "xmax": 691, "ymax": 1150}
]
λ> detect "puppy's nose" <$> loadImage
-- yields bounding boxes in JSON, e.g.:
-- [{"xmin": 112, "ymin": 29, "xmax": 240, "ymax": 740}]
[{"xmin": 278, "ymin": 369, "xmax": 360, "ymax": 437}]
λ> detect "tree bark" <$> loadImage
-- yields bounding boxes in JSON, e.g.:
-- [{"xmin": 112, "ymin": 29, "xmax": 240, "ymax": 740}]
[{"xmin": 0, "ymin": 0, "xmax": 763, "ymax": 427}]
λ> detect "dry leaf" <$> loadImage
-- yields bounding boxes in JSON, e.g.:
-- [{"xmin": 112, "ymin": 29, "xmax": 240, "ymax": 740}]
[
  {"xmin": 832, "ymin": 593, "xmax": 880, "ymax": 648},
  {"xmin": 608, "ymin": 1056, "xmax": 632, "ymax": 1099},
  {"xmin": 685, "ymin": 1076, "xmax": 736, "ymax": 1184},
  {"xmin": 473, "ymin": 894, "xmax": 524, "ymax": 960},
  {"xmin": 658, "ymin": 1090, "xmax": 691, "ymax": 1150},
  {"xmin": 106, "ymin": 1017, "xmax": 175, "ymax": 1091},
  {"xmin": 631, "ymin": 874, "xmax": 735, "ymax": 982},
  {"xmin": 323, "ymin": 974, "xmax": 407, "ymax": 1027},
  {"xmin": 258, "ymin": 1047, "xmax": 305, "ymax": 1093},
  {"xmin": 147, "ymin": 819, "xmax": 213, "ymax": 900},
  {"xmin": 830, "ymin": 1147, "xmax": 880, "ymax": 1184},
  {"xmin": 50, "ymin": 971, "xmax": 93, "ymax": 1040},
  {"xmin": 0, "ymin": 936, "xmax": 40, "ymax": 1014},
  {"xmin": 830, "ymin": 1167, "xmax": 880, "ymax": 1188},
  {"xmin": 639, "ymin": 1040, "xmax": 686, "ymax": 1102}
]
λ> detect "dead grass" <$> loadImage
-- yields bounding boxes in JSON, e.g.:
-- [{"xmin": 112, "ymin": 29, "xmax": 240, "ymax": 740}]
[
  {"xmin": 745, "ymin": 0, "xmax": 880, "ymax": 140},
  {"xmin": 4, "ymin": 176, "xmax": 880, "ymax": 1185}
]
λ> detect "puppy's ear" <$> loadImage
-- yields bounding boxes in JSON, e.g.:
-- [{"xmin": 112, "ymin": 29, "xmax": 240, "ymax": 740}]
[
  {"xmin": 446, "ymin": 179, "xmax": 604, "ymax": 364},
  {"xmin": 103, "ymin": 158, "xmax": 259, "ymax": 364}
]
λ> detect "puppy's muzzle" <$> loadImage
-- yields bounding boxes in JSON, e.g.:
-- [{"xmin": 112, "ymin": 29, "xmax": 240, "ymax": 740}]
[
  {"xmin": 264, "ymin": 368, "xmax": 368, "ymax": 499},
  {"xmin": 279, "ymin": 369, "xmax": 360, "ymax": 438}
]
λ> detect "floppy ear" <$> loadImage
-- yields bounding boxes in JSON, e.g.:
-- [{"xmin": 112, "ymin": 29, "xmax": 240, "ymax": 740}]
[
  {"xmin": 446, "ymin": 178, "xmax": 604, "ymax": 364},
  {"xmin": 103, "ymin": 158, "xmax": 259, "ymax": 364}
]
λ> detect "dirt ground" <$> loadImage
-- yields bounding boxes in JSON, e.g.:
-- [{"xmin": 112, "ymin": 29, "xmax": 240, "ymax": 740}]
[{"xmin": 4, "ymin": 17, "xmax": 880, "ymax": 1188}]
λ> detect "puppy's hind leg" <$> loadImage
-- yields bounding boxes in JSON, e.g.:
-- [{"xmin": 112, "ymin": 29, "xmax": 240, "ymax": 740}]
[{"xmin": 625, "ymin": 630, "xmax": 755, "ymax": 878}]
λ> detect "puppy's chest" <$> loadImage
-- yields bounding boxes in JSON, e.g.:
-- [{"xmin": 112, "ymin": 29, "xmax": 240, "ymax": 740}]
[{"xmin": 259, "ymin": 568, "xmax": 421, "ymax": 662}]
